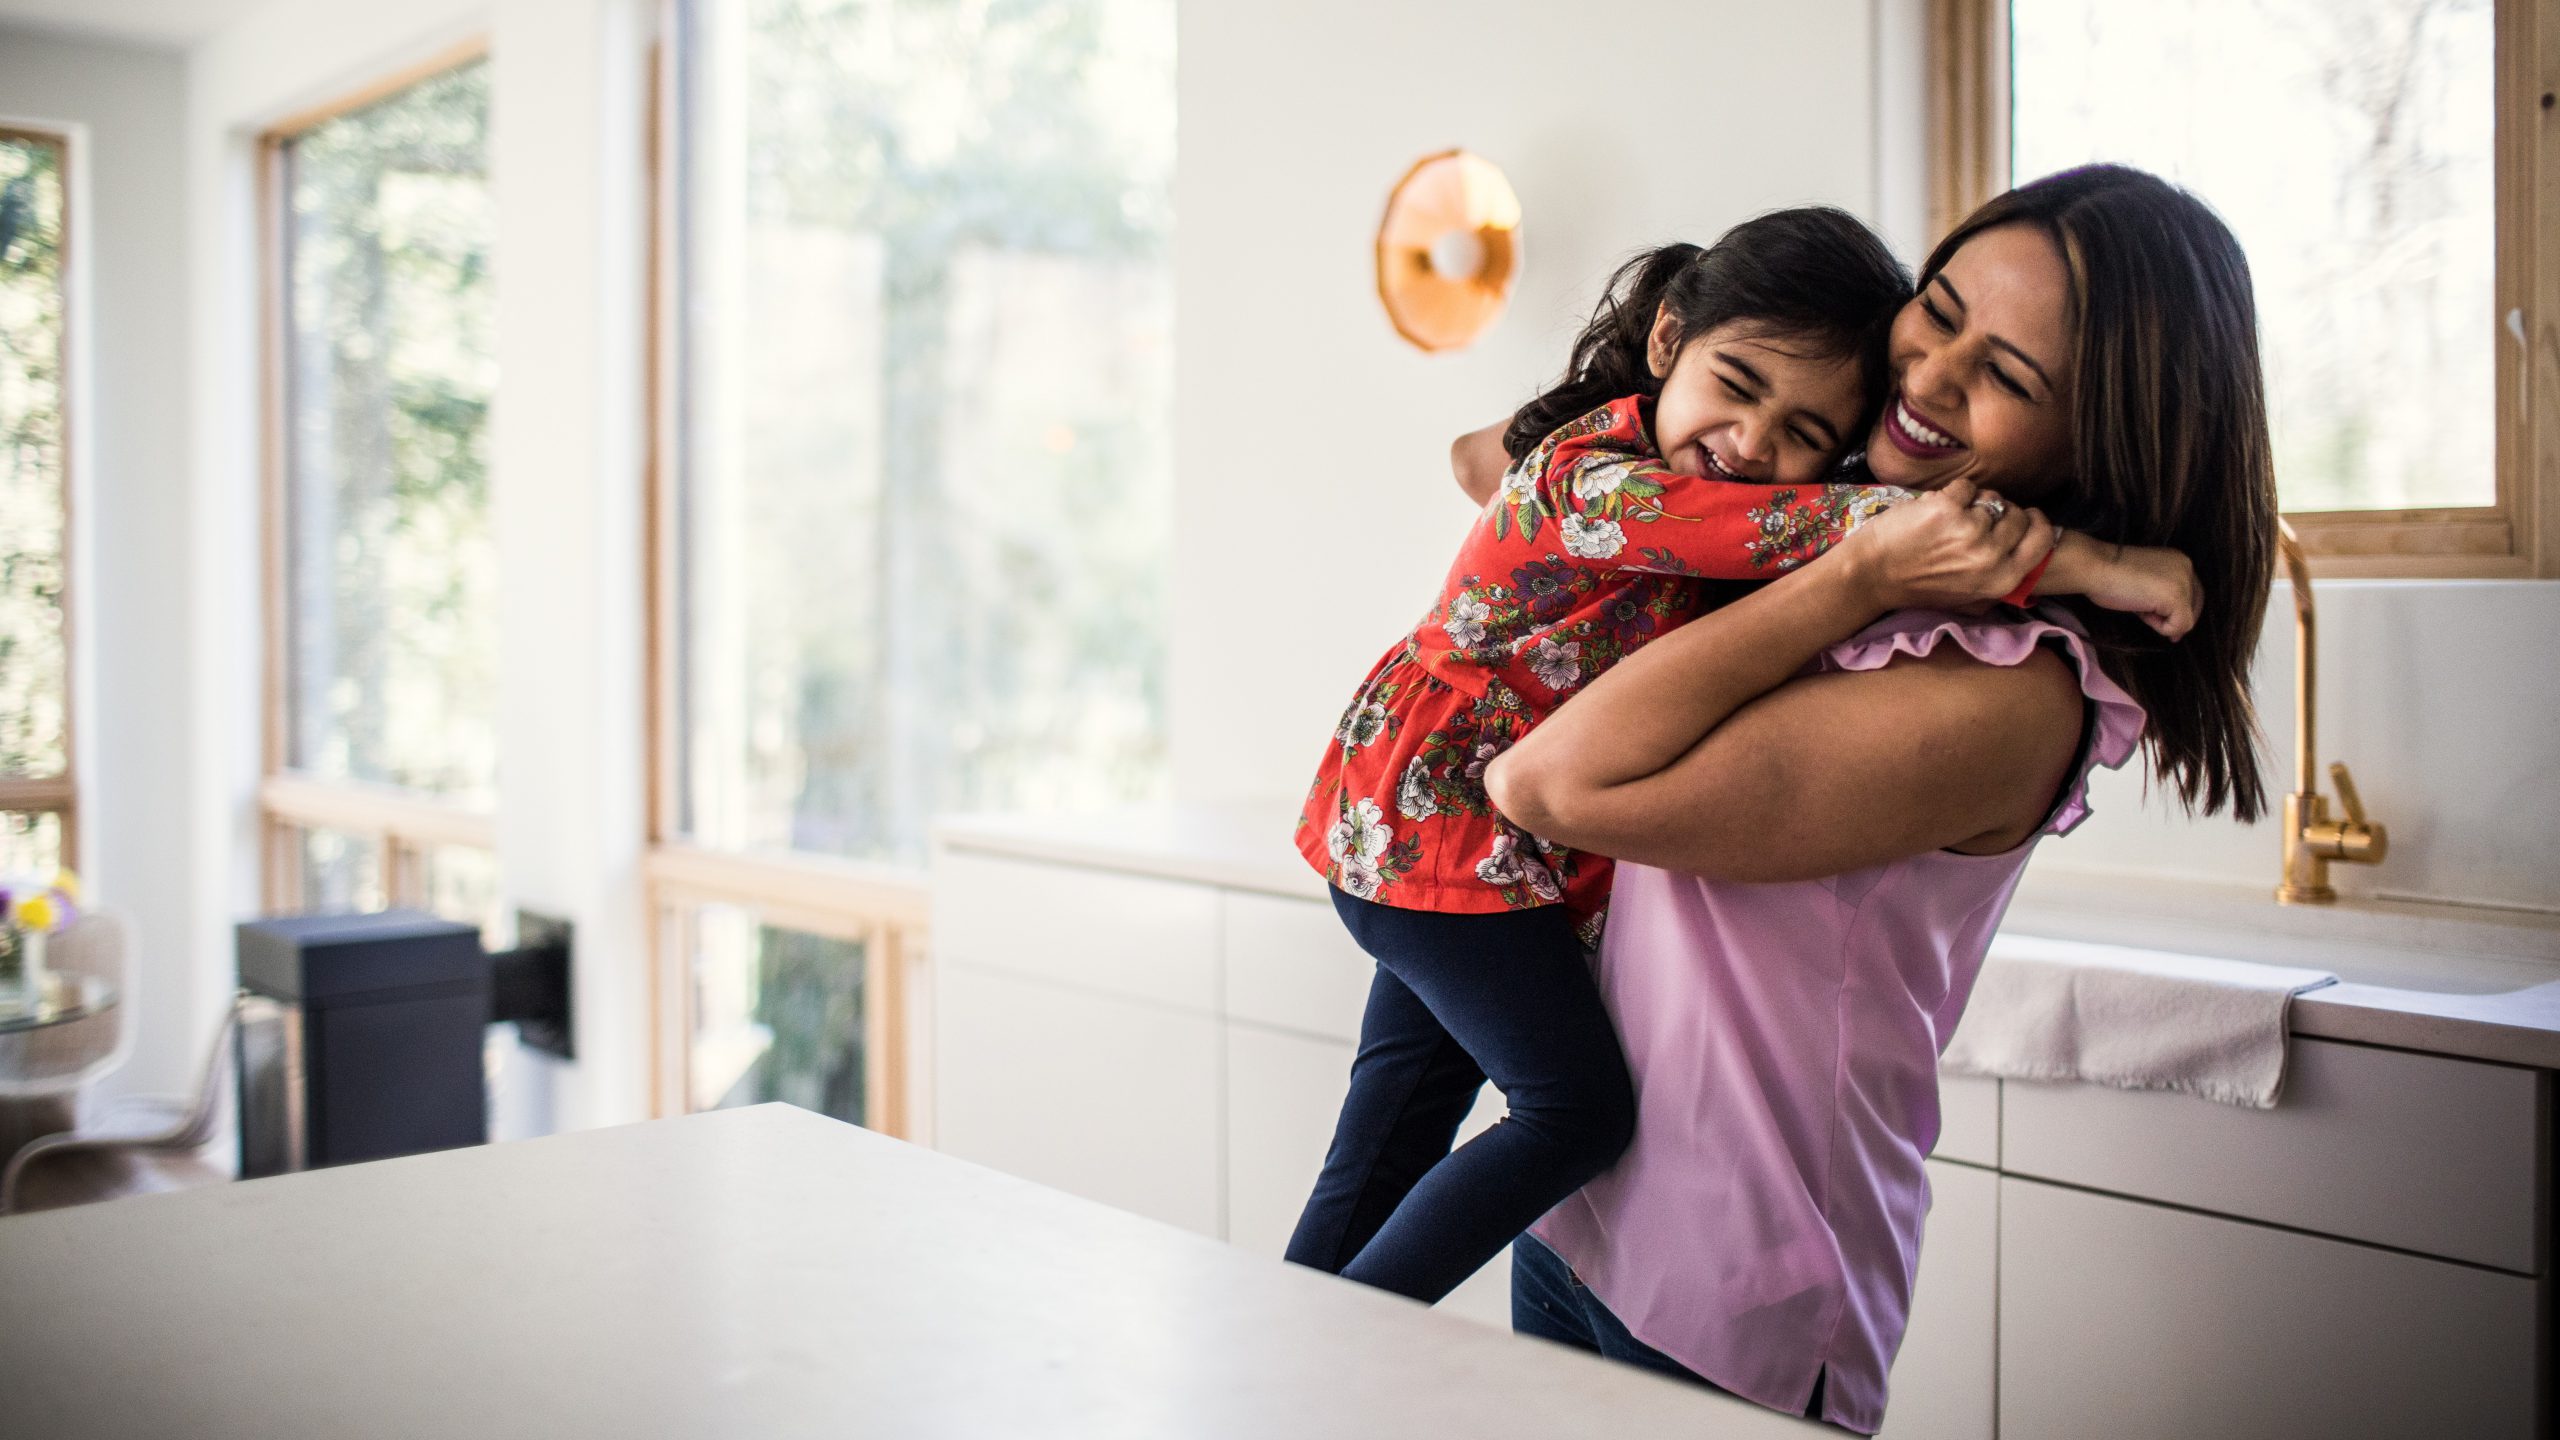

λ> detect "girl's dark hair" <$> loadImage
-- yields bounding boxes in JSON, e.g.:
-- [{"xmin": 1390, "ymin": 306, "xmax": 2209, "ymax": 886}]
[
  {"xmin": 1927, "ymin": 164, "xmax": 2276, "ymax": 823},
  {"xmin": 1503, "ymin": 207, "xmax": 1911, "ymax": 461}
]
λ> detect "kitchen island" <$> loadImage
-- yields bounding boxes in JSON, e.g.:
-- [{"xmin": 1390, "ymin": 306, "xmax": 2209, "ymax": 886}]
[{"xmin": 0, "ymin": 1104, "xmax": 1816, "ymax": 1439}]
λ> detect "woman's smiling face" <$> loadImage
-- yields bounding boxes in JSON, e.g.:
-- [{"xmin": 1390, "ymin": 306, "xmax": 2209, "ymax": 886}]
[
  {"xmin": 1867, "ymin": 222, "xmax": 2077, "ymax": 500},
  {"xmin": 1646, "ymin": 315, "xmax": 1866, "ymax": 488}
]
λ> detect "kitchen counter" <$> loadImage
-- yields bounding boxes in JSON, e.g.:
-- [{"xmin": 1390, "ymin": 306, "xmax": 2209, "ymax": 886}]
[
  {"xmin": 936, "ymin": 807, "xmax": 2560, "ymax": 1071},
  {"xmin": 0, "ymin": 1105, "xmax": 1818, "ymax": 1439}
]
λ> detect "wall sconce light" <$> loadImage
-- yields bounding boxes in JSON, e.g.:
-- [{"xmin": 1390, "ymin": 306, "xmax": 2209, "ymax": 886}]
[{"xmin": 1375, "ymin": 149, "xmax": 1522, "ymax": 353}]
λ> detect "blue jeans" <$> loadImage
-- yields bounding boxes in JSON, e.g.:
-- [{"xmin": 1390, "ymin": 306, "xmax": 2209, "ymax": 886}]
[
  {"xmin": 1284, "ymin": 888, "xmax": 1637, "ymax": 1304},
  {"xmin": 1513, "ymin": 1234, "xmax": 1835, "ymax": 1424}
]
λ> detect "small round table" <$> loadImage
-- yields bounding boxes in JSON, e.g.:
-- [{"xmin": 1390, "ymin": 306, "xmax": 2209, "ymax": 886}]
[{"xmin": 0, "ymin": 975, "xmax": 119, "ymax": 1035}]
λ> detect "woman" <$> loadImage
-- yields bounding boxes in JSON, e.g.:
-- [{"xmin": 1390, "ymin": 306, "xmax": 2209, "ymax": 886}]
[{"xmin": 1476, "ymin": 165, "xmax": 2275, "ymax": 1433}]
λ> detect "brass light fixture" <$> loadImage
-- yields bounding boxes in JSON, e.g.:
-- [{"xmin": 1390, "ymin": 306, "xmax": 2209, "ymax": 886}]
[
  {"xmin": 1375, "ymin": 149, "xmax": 1522, "ymax": 353},
  {"xmin": 2274, "ymin": 519, "xmax": 2389, "ymax": 904}
]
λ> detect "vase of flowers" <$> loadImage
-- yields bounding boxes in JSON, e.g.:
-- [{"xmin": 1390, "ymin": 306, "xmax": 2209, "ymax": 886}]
[{"xmin": 1, "ymin": 869, "xmax": 81, "ymax": 1001}]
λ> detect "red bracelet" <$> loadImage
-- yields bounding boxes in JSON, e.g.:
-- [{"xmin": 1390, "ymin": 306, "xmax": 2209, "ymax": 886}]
[{"xmin": 2001, "ymin": 551, "xmax": 2054, "ymax": 608}]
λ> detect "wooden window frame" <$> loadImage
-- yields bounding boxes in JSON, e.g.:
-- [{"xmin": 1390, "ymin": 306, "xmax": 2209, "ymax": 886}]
[
  {"xmin": 1929, "ymin": 0, "xmax": 2560, "ymax": 578},
  {"xmin": 640, "ymin": 18, "xmax": 922, "ymax": 1137},
  {"xmin": 0, "ymin": 125, "xmax": 80, "ymax": 871},
  {"xmin": 256, "ymin": 39, "xmax": 502, "ymax": 917}
]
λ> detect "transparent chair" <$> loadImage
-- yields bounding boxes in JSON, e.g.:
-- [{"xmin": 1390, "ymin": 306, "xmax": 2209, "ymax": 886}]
[
  {"xmin": 0, "ymin": 988, "xmax": 238, "ymax": 1216},
  {"xmin": 0, "ymin": 912, "xmax": 135, "ymax": 1164}
]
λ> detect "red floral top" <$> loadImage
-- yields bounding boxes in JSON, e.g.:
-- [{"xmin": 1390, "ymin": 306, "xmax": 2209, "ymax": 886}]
[{"xmin": 1294, "ymin": 397, "xmax": 1908, "ymax": 922}]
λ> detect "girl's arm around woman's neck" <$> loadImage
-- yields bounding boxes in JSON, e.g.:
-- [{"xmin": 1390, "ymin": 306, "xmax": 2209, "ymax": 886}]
[{"xmin": 1486, "ymin": 491, "xmax": 2084, "ymax": 882}]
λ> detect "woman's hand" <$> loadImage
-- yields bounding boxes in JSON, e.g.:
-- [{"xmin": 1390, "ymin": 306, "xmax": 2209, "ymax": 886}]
[
  {"xmin": 2039, "ymin": 533, "xmax": 2202, "ymax": 639},
  {"xmin": 1833, "ymin": 479, "xmax": 2055, "ymax": 613}
]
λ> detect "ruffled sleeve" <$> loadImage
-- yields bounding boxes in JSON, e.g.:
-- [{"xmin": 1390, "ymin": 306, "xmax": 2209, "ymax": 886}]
[{"xmin": 1813, "ymin": 605, "xmax": 2146, "ymax": 836}]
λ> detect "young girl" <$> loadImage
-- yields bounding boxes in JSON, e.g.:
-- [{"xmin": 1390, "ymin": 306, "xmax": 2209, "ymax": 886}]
[{"xmin": 1285, "ymin": 208, "xmax": 2190, "ymax": 1305}]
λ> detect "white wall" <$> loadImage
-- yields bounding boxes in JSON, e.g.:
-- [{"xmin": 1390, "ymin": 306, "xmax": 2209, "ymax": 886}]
[
  {"xmin": 1169, "ymin": 0, "xmax": 1882, "ymax": 815},
  {"xmin": 0, "ymin": 27, "xmax": 193, "ymax": 1100},
  {"xmin": 183, "ymin": 0, "xmax": 657, "ymax": 1131}
]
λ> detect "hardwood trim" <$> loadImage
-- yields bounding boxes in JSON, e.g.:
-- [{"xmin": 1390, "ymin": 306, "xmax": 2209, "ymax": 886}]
[
  {"xmin": 644, "ymin": 844, "xmax": 931, "ymax": 932},
  {"xmin": 259, "ymin": 772, "xmax": 499, "ymax": 851},
  {"xmin": 0, "ymin": 777, "xmax": 76, "ymax": 811},
  {"xmin": 1926, "ymin": 0, "xmax": 2009, "ymax": 246},
  {"xmin": 644, "ymin": 30, "xmax": 680, "ymax": 851},
  {"xmin": 2523, "ymin": 0, "xmax": 2560, "ymax": 577},
  {"xmin": 868, "ymin": 922, "xmax": 909, "ymax": 1138},
  {"xmin": 261, "ymin": 36, "xmax": 492, "ymax": 143},
  {"xmin": 645, "ymin": 17, "xmax": 681, "ymax": 1125}
]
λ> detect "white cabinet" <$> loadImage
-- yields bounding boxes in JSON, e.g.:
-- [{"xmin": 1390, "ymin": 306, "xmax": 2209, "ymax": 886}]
[
  {"xmin": 1224, "ymin": 1017, "xmax": 1514, "ymax": 1327},
  {"xmin": 1874, "ymin": 1160, "xmax": 1997, "ymax": 1440},
  {"xmin": 1931, "ymin": 1074, "xmax": 1998, "ymax": 1168},
  {"xmin": 934, "ymin": 852, "xmax": 1220, "ymax": 1010},
  {"xmin": 2003, "ymin": 1037, "xmax": 2543, "ymax": 1272},
  {"xmin": 1998, "ymin": 1176, "xmax": 2539, "ymax": 1440},
  {"xmin": 1221, "ymin": 889, "xmax": 1373, "ymax": 1042},
  {"xmin": 933, "ymin": 966, "xmax": 1224, "ymax": 1237},
  {"xmin": 936, "ymin": 851, "xmax": 1512, "ymax": 1322},
  {"xmin": 1225, "ymin": 1022, "xmax": 1355, "ymax": 1258}
]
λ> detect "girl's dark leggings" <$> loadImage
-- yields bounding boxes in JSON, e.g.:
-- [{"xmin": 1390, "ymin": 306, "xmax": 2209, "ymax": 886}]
[{"xmin": 1283, "ymin": 886, "xmax": 1637, "ymax": 1304}]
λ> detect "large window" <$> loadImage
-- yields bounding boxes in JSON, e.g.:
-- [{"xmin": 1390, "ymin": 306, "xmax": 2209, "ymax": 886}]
[
  {"xmin": 1933, "ymin": 0, "xmax": 2555, "ymax": 575},
  {"xmin": 0, "ymin": 129, "xmax": 74, "ymax": 876},
  {"xmin": 650, "ymin": 0, "xmax": 1176, "ymax": 1129},
  {"xmin": 261, "ymin": 50, "xmax": 502, "ymax": 931}
]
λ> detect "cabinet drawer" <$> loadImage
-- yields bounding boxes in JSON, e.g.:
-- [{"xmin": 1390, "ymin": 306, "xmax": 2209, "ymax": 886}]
[
  {"xmin": 1999, "ymin": 1178, "xmax": 2537, "ymax": 1440},
  {"xmin": 1875, "ymin": 1160, "xmax": 1996, "ymax": 1440},
  {"xmin": 2002, "ymin": 1037, "xmax": 2543, "ymax": 1272},
  {"xmin": 1931, "ymin": 1073, "xmax": 1997, "ymax": 1169},
  {"xmin": 1222, "ymin": 891, "xmax": 1374, "ymax": 1042},
  {"xmin": 933, "ymin": 850, "xmax": 1219, "ymax": 1012},
  {"xmin": 935, "ymin": 967, "xmax": 1223, "ymax": 1236}
]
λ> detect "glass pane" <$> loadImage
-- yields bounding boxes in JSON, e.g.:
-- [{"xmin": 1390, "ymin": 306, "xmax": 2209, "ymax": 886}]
[
  {"xmin": 0, "ymin": 134, "xmax": 68, "ymax": 777},
  {"xmin": 298, "ymin": 825, "xmax": 385, "ymax": 913},
  {"xmin": 676, "ymin": 0, "xmax": 1174, "ymax": 866},
  {"xmin": 686, "ymin": 904, "xmax": 867, "ymax": 1125},
  {"xmin": 2011, "ymin": 0, "xmax": 2494, "ymax": 513},
  {"xmin": 281, "ymin": 62, "xmax": 499, "ymax": 800},
  {"xmin": 0, "ymin": 810, "xmax": 62, "ymax": 878},
  {"xmin": 425, "ymin": 843, "xmax": 501, "ymax": 941}
]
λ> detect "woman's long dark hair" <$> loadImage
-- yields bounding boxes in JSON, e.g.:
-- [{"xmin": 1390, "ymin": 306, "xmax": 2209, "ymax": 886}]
[
  {"xmin": 1503, "ymin": 208, "xmax": 1911, "ymax": 460},
  {"xmin": 1928, "ymin": 165, "xmax": 2276, "ymax": 823}
]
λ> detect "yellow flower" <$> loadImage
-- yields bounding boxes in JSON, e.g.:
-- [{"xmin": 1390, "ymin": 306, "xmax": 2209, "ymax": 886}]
[
  {"xmin": 15, "ymin": 893, "xmax": 56, "ymax": 932},
  {"xmin": 50, "ymin": 868, "xmax": 78, "ymax": 902}
]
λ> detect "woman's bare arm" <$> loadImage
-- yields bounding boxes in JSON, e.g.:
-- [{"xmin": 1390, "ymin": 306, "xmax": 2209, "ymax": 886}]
[
  {"xmin": 1486, "ymin": 484, "xmax": 2083, "ymax": 880},
  {"xmin": 1451, "ymin": 420, "xmax": 1509, "ymax": 507}
]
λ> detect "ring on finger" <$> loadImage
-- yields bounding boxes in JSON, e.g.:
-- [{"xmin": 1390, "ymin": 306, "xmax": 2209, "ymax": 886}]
[{"xmin": 1970, "ymin": 493, "xmax": 2009, "ymax": 521}]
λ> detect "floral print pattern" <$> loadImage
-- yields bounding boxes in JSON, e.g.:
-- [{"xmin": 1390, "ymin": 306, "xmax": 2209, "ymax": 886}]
[{"xmin": 1298, "ymin": 396, "xmax": 1906, "ymax": 916}]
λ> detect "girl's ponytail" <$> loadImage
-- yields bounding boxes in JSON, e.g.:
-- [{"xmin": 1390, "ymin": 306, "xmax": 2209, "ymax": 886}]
[
  {"xmin": 1504, "ymin": 210, "xmax": 1910, "ymax": 462},
  {"xmin": 1503, "ymin": 243, "xmax": 1704, "ymax": 460}
]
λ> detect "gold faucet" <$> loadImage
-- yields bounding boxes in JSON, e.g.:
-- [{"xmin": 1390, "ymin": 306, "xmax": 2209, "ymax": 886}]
[{"xmin": 2274, "ymin": 519, "xmax": 2388, "ymax": 904}]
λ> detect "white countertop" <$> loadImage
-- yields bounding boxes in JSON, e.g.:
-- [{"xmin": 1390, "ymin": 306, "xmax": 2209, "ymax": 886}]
[
  {"xmin": 936, "ymin": 807, "xmax": 2560, "ymax": 1070},
  {"xmin": 0, "ymin": 1105, "xmax": 1821, "ymax": 1439}
]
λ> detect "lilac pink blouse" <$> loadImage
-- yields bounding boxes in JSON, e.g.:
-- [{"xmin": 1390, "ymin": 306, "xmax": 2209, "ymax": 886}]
[{"xmin": 1529, "ymin": 606, "xmax": 2146, "ymax": 1435}]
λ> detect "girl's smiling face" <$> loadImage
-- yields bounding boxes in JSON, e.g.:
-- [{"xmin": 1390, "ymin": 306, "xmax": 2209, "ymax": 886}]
[{"xmin": 1645, "ymin": 312, "xmax": 1866, "ymax": 487}]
